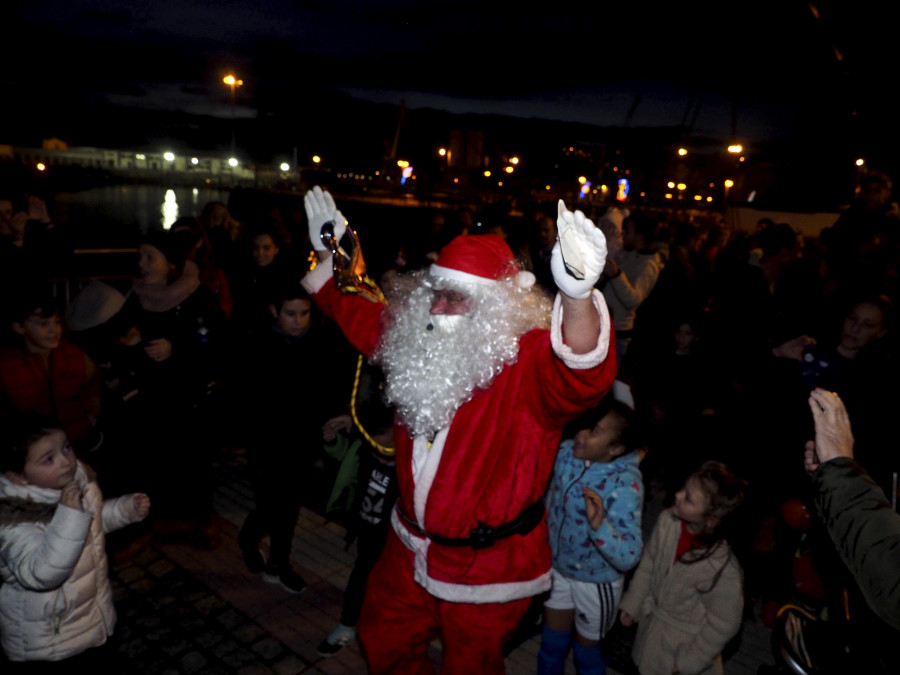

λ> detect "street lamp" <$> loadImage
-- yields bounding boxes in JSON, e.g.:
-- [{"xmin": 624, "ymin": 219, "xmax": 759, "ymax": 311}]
[{"xmin": 223, "ymin": 74, "xmax": 243, "ymax": 156}]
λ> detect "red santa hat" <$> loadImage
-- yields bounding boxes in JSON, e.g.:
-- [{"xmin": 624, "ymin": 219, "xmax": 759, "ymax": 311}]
[{"xmin": 431, "ymin": 234, "xmax": 535, "ymax": 289}]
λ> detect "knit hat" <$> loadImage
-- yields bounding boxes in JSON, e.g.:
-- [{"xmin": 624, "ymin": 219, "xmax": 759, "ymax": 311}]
[
  {"xmin": 431, "ymin": 234, "xmax": 534, "ymax": 289},
  {"xmin": 141, "ymin": 229, "xmax": 196, "ymax": 272}
]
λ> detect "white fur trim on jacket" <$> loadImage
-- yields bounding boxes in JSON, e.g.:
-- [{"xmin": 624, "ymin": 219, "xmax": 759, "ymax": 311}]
[
  {"xmin": 550, "ymin": 288, "xmax": 610, "ymax": 369},
  {"xmin": 391, "ymin": 508, "xmax": 552, "ymax": 603},
  {"xmin": 411, "ymin": 428, "xmax": 448, "ymax": 527},
  {"xmin": 300, "ymin": 257, "xmax": 333, "ymax": 295}
]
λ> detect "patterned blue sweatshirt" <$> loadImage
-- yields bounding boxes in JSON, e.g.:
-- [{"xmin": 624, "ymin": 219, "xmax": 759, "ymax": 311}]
[{"xmin": 546, "ymin": 439, "xmax": 644, "ymax": 584}]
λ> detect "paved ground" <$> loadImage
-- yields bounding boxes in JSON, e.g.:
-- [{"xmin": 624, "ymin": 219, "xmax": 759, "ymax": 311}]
[{"xmin": 2, "ymin": 444, "xmax": 777, "ymax": 674}]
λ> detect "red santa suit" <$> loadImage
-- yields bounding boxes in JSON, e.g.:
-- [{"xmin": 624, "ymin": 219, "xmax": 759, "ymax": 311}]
[{"xmin": 302, "ymin": 236, "xmax": 615, "ymax": 674}]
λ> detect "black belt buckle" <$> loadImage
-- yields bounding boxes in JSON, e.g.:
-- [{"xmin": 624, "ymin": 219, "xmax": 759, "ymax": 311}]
[{"xmin": 469, "ymin": 521, "xmax": 495, "ymax": 549}]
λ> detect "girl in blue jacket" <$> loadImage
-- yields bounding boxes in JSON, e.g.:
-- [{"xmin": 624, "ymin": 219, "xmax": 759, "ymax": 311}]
[{"xmin": 539, "ymin": 399, "xmax": 644, "ymax": 675}]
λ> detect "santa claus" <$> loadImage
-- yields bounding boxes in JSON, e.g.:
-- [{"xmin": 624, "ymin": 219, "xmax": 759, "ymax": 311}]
[{"xmin": 301, "ymin": 187, "xmax": 616, "ymax": 674}]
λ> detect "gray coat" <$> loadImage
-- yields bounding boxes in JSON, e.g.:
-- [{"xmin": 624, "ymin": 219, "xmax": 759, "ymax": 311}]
[{"xmin": 619, "ymin": 509, "xmax": 743, "ymax": 675}]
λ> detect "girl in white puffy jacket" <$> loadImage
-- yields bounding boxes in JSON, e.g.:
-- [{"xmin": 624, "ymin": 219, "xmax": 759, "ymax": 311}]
[{"xmin": 0, "ymin": 414, "xmax": 150, "ymax": 664}]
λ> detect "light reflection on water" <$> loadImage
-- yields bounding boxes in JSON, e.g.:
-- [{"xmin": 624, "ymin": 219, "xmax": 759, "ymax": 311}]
[
  {"xmin": 162, "ymin": 189, "xmax": 178, "ymax": 229},
  {"xmin": 53, "ymin": 184, "xmax": 231, "ymax": 247}
]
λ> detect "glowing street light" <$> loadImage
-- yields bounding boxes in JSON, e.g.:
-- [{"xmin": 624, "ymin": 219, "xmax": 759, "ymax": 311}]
[
  {"xmin": 280, "ymin": 162, "xmax": 290, "ymax": 172},
  {"xmin": 727, "ymin": 144, "xmax": 743, "ymax": 154},
  {"xmin": 678, "ymin": 148, "xmax": 687, "ymax": 156},
  {"xmin": 163, "ymin": 152, "xmax": 175, "ymax": 162},
  {"xmin": 438, "ymin": 148, "xmax": 447, "ymax": 157},
  {"xmin": 312, "ymin": 155, "xmax": 321, "ymax": 164},
  {"xmin": 504, "ymin": 166, "xmax": 514, "ymax": 174},
  {"xmin": 856, "ymin": 158, "xmax": 864, "ymax": 167},
  {"xmin": 228, "ymin": 157, "xmax": 239, "ymax": 168},
  {"xmin": 223, "ymin": 73, "xmax": 243, "ymax": 155},
  {"xmin": 510, "ymin": 156, "xmax": 519, "ymax": 165}
]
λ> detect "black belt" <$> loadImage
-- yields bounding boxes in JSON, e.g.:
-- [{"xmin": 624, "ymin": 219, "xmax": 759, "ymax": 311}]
[{"xmin": 397, "ymin": 501, "xmax": 545, "ymax": 550}]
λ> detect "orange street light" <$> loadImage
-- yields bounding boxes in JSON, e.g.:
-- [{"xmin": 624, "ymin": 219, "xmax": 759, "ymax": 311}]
[{"xmin": 223, "ymin": 74, "xmax": 244, "ymax": 155}]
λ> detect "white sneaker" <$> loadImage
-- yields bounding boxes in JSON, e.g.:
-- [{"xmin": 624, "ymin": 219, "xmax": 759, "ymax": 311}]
[{"xmin": 316, "ymin": 623, "xmax": 356, "ymax": 657}]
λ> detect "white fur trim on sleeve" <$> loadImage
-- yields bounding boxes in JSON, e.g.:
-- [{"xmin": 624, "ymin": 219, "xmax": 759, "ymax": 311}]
[
  {"xmin": 550, "ymin": 289, "xmax": 611, "ymax": 369},
  {"xmin": 301, "ymin": 258, "xmax": 333, "ymax": 294}
]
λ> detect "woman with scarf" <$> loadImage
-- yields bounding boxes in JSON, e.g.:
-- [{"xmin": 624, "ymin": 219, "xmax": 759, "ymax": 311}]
[{"xmin": 101, "ymin": 229, "xmax": 225, "ymax": 548}]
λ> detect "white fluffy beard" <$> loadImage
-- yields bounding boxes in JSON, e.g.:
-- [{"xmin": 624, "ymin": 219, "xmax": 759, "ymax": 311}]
[{"xmin": 375, "ymin": 271, "xmax": 552, "ymax": 439}]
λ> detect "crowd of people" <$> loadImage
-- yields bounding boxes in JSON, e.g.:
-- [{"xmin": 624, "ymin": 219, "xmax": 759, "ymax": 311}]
[{"xmin": 1, "ymin": 171, "xmax": 899, "ymax": 673}]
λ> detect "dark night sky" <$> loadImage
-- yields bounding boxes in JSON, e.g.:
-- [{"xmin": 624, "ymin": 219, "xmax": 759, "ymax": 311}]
[{"xmin": 4, "ymin": 1, "xmax": 900, "ymax": 179}]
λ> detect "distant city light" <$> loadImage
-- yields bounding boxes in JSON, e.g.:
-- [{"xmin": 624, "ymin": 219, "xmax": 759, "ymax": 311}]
[
  {"xmin": 545, "ymin": 185, "xmax": 551, "ymax": 190},
  {"xmin": 694, "ymin": 195, "xmax": 702, "ymax": 201},
  {"xmin": 497, "ymin": 181, "xmax": 504, "ymax": 187},
  {"xmin": 191, "ymin": 157, "xmax": 199, "ymax": 165},
  {"xmin": 400, "ymin": 165, "xmax": 413, "ymax": 185},
  {"xmin": 438, "ymin": 148, "xmax": 447, "ymax": 156},
  {"xmin": 856, "ymin": 158, "xmax": 864, "ymax": 166},
  {"xmin": 228, "ymin": 157, "xmax": 239, "ymax": 167},
  {"xmin": 665, "ymin": 193, "xmax": 673, "ymax": 199},
  {"xmin": 667, "ymin": 181, "xmax": 675, "ymax": 189},
  {"xmin": 724, "ymin": 179, "xmax": 734, "ymax": 188},
  {"xmin": 454, "ymin": 178, "xmax": 459, "ymax": 183},
  {"xmin": 484, "ymin": 171, "xmax": 491, "ymax": 177},
  {"xmin": 504, "ymin": 166, "xmax": 514, "ymax": 174},
  {"xmin": 36, "ymin": 163, "xmax": 46, "ymax": 171},
  {"xmin": 580, "ymin": 181, "xmax": 592, "ymax": 198},
  {"xmin": 706, "ymin": 196, "xmax": 713, "ymax": 202},
  {"xmin": 678, "ymin": 148, "xmax": 687, "ymax": 156},
  {"xmin": 578, "ymin": 176, "xmax": 587, "ymax": 184},
  {"xmin": 510, "ymin": 157, "xmax": 519, "ymax": 165},
  {"xmin": 728, "ymin": 144, "xmax": 743, "ymax": 154},
  {"xmin": 397, "ymin": 160, "xmax": 409, "ymax": 168},
  {"xmin": 280, "ymin": 162, "xmax": 290, "ymax": 171},
  {"xmin": 616, "ymin": 178, "xmax": 629, "ymax": 201},
  {"xmin": 677, "ymin": 183, "xmax": 686, "ymax": 190},
  {"xmin": 223, "ymin": 74, "xmax": 243, "ymax": 87},
  {"xmin": 312, "ymin": 156, "xmax": 321, "ymax": 164},
  {"xmin": 163, "ymin": 152, "xmax": 175, "ymax": 161},
  {"xmin": 135, "ymin": 154, "xmax": 145, "ymax": 160}
]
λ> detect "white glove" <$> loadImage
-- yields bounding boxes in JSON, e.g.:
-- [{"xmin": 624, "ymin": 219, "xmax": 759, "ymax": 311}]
[
  {"xmin": 550, "ymin": 200, "xmax": 607, "ymax": 299},
  {"xmin": 304, "ymin": 186, "xmax": 347, "ymax": 252}
]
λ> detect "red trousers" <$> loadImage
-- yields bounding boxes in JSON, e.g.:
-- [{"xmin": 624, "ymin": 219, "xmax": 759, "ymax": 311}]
[{"xmin": 357, "ymin": 530, "xmax": 532, "ymax": 674}]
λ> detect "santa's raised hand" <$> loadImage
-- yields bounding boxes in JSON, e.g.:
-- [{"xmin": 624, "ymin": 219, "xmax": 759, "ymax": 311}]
[
  {"xmin": 550, "ymin": 200, "xmax": 607, "ymax": 299},
  {"xmin": 304, "ymin": 186, "xmax": 347, "ymax": 253}
]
